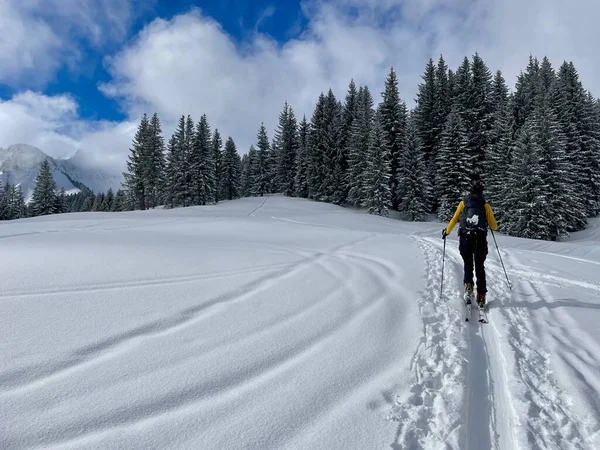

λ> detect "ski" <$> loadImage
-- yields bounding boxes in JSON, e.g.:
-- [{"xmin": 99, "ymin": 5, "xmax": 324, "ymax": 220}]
[
  {"xmin": 478, "ymin": 303, "xmax": 489, "ymax": 323},
  {"xmin": 464, "ymin": 290, "xmax": 473, "ymax": 321}
]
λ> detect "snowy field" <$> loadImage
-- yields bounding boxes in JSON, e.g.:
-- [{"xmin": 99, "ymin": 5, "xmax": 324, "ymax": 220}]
[{"xmin": 1, "ymin": 195, "xmax": 600, "ymax": 449}]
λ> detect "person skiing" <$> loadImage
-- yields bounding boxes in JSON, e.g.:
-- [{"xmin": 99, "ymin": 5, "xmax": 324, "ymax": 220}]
[{"xmin": 442, "ymin": 180, "xmax": 498, "ymax": 308}]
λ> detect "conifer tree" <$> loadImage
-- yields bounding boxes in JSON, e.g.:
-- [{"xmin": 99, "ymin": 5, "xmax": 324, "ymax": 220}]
[
  {"xmin": 530, "ymin": 82, "xmax": 571, "ymax": 240},
  {"xmin": 146, "ymin": 113, "xmax": 165, "ymax": 208},
  {"xmin": 379, "ymin": 67, "xmax": 407, "ymax": 210},
  {"xmin": 503, "ymin": 121, "xmax": 554, "ymax": 240},
  {"xmin": 336, "ymin": 80, "xmax": 359, "ymax": 203},
  {"xmin": 55, "ymin": 188, "xmax": 67, "ymax": 214},
  {"xmin": 112, "ymin": 189, "xmax": 126, "ymax": 212},
  {"xmin": 362, "ymin": 111, "xmax": 392, "ymax": 216},
  {"xmin": 307, "ymin": 93, "xmax": 327, "ymax": 200},
  {"xmin": 253, "ymin": 124, "xmax": 271, "ymax": 196},
  {"xmin": 555, "ymin": 62, "xmax": 590, "ymax": 229},
  {"xmin": 347, "ymin": 86, "xmax": 374, "ymax": 207},
  {"xmin": 31, "ymin": 160, "xmax": 58, "ymax": 216},
  {"xmin": 241, "ymin": 147, "xmax": 256, "ymax": 197},
  {"xmin": 294, "ymin": 116, "xmax": 310, "ymax": 198},
  {"xmin": 164, "ymin": 133, "xmax": 180, "ymax": 208},
  {"xmin": 102, "ymin": 188, "xmax": 115, "ymax": 211},
  {"xmin": 221, "ymin": 137, "xmax": 242, "ymax": 201},
  {"xmin": 273, "ymin": 102, "xmax": 299, "ymax": 196},
  {"xmin": 191, "ymin": 114, "xmax": 214, "ymax": 205},
  {"xmin": 212, "ymin": 129, "xmax": 223, "ymax": 203},
  {"xmin": 80, "ymin": 196, "xmax": 94, "ymax": 212},
  {"xmin": 436, "ymin": 108, "xmax": 471, "ymax": 221},
  {"xmin": 485, "ymin": 70, "xmax": 511, "ymax": 214},
  {"xmin": 467, "ymin": 53, "xmax": 494, "ymax": 178},
  {"xmin": 320, "ymin": 89, "xmax": 344, "ymax": 203},
  {"xmin": 123, "ymin": 113, "xmax": 150, "ymax": 210},
  {"xmin": 398, "ymin": 115, "xmax": 429, "ymax": 221}
]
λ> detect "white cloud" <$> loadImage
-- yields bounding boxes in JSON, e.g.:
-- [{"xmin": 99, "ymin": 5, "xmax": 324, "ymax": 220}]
[
  {"xmin": 2, "ymin": 0, "xmax": 600, "ymax": 174},
  {"xmin": 0, "ymin": 91, "xmax": 136, "ymax": 171},
  {"xmin": 0, "ymin": 0, "xmax": 148, "ymax": 86}
]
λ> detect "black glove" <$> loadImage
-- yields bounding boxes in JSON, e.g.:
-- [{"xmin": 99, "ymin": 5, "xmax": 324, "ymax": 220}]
[{"xmin": 442, "ymin": 229, "xmax": 448, "ymax": 239}]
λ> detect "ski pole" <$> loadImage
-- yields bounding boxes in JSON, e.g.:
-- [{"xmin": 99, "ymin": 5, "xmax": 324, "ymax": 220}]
[
  {"xmin": 490, "ymin": 228, "xmax": 512, "ymax": 289},
  {"xmin": 440, "ymin": 234, "xmax": 446, "ymax": 299}
]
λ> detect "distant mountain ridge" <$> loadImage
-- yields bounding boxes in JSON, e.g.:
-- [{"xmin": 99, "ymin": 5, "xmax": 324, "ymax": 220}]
[{"xmin": 0, "ymin": 144, "xmax": 123, "ymax": 201}]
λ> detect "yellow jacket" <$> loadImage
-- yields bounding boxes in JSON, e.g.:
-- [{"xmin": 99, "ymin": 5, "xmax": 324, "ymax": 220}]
[{"xmin": 445, "ymin": 201, "xmax": 498, "ymax": 235}]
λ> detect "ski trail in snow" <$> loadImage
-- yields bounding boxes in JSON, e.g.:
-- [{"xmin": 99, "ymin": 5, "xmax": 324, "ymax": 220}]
[
  {"xmin": 388, "ymin": 236, "xmax": 469, "ymax": 449},
  {"xmin": 0, "ymin": 233, "xmax": 378, "ymax": 396},
  {"xmin": 424, "ymin": 236, "xmax": 518, "ymax": 450},
  {"xmin": 496, "ymin": 250, "xmax": 600, "ymax": 449},
  {"xmin": 438, "ymin": 239, "xmax": 520, "ymax": 450}
]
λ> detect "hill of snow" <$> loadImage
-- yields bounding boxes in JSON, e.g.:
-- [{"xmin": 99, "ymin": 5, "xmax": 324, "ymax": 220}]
[
  {"xmin": 1, "ymin": 195, "xmax": 599, "ymax": 449},
  {"xmin": 0, "ymin": 144, "xmax": 122, "ymax": 201}
]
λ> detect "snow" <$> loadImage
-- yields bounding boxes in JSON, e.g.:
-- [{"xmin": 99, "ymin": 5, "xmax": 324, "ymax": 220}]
[{"xmin": 2, "ymin": 195, "xmax": 600, "ymax": 449}]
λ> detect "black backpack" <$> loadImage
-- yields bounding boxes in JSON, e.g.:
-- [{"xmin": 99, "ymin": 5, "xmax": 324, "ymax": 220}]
[{"xmin": 459, "ymin": 194, "xmax": 488, "ymax": 234}]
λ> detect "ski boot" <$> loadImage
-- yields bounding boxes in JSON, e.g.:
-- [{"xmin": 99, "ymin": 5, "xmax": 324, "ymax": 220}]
[
  {"xmin": 477, "ymin": 292, "xmax": 487, "ymax": 309},
  {"xmin": 463, "ymin": 283, "xmax": 474, "ymax": 304}
]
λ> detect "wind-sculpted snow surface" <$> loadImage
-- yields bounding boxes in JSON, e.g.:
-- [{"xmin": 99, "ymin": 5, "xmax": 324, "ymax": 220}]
[{"xmin": 2, "ymin": 195, "xmax": 600, "ymax": 449}]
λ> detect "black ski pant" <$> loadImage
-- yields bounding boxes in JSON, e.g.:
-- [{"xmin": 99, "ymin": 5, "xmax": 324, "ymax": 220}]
[{"xmin": 458, "ymin": 231, "xmax": 488, "ymax": 294}]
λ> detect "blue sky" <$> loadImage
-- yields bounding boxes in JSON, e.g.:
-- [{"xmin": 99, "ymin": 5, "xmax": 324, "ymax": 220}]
[
  {"xmin": 0, "ymin": 0, "xmax": 598, "ymax": 170},
  {"xmin": 2, "ymin": 1, "xmax": 307, "ymax": 122}
]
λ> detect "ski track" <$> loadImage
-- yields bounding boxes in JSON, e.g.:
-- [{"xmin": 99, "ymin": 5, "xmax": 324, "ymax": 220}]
[
  {"xmin": 0, "ymin": 233, "xmax": 378, "ymax": 396},
  {"xmin": 388, "ymin": 236, "xmax": 469, "ymax": 449},
  {"xmin": 388, "ymin": 231, "xmax": 600, "ymax": 450},
  {"xmin": 3, "ymin": 234, "xmax": 401, "ymax": 450},
  {"xmin": 500, "ymin": 251, "xmax": 600, "ymax": 449}
]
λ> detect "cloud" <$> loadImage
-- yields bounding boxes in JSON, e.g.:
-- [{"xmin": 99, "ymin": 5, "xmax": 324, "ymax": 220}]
[
  {"xmin": 2, "ymin": 0, "xmax": 600, "ymax": 176},
  {"xmin": 0, "ymin": 91, "xmax": 136, "ymax": 171},
  {"xmin": 0, "ymin": 0, "xmax": 150, "ymax": 87}
]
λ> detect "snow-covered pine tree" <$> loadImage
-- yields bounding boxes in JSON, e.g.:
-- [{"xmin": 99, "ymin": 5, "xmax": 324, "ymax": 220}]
[
  {"xmin": 436, "ymin": 107, "xmax": 471, "ymax": 221},
  {"xmin": 531, "ymin": 80, "xmax": 572, "ymax": 240},
  {"xmin": 431, "ymin": 56, "xmax": 451, "ymax": 207},
  {"xmin": 397, "ymin": 114, "xmax": 430, "ymax": 221},
  {"xmin": 164, "ymin": 132, "xmax": 180, "ymax": 208},
  {"xmin": 555, "ymin": 61, "xmax": 590, "ymax": 230},
  {"xmin": 241, "ymin": 147, "xmax": 256, "ymax": 197},
  {"xmin": 80, "ymin": 196, "xmax": 93, "ymax": 212},
  {"xmin": 102, "ymin": 188, "xmax": 115, "ymax": 211},
  {"xmin": 294, "ymin": 115, "xmax": 310, "ymax": 198},
  {"xmin": 273, "ymin": 102, "xmax": 299, "ymax": 196},
  {"xmin": 484, "ymin": 70, "xmax": 511, "ymax": 216},
  {"xmin": 212, "ymin": 129, "xmax": 223, "ymax": 203},
  {"xmin": 346, "ymin": 86, "xmax": 374, "ymax": 207},
  {"xmin": 112, "ymin": 189, "xmax": 126, "ymax": 212},
  {"xmin": 503, "ymin": 120, "xmax": 554, "ymax": 240},
  {"xmin": 578, "ymin": 90, "xmax": 600, "ymax": 217},
  {"xmin": 30, "ymin": 159, "xmax": 58, "ymax": 216},
  {"xmin": 362, "ymin": 110, "xmax": 392, "ymax": 216},
  {"xmin": 191, "ymin": 114, "xmax": 214, "ymax": 205},
  {"xmin": 146, "ymin": 113, "xmax": 166, "ymax": 208},
  {"xmin": 320, "ymin": 89, "xmax": 343, "ymax": 203},
  {"xmin": 13, "ymin": 185, "xmax": 26, "ymax": 218},
  {"xmin": 307, "ymin": 93, "xmax": 327, "ymax": 200},
  {"xmin": 379, "ymin": 67, "xmax": 407, "ymax": 210},
  {"xmin": 122, "ymin": 113, "xmax": 150, "ymax": 210},
  {"xmin": 0, "ymin": 181, "xmax": 8, "ymax": 220},
  {"xmin": 55, "ymin": 188, "xmax": 67, "ymax": 214},
  {"xmin": 467, "ymin": 53, "xmax": 494, "ymax": 179},
  {"xmin": 334, "ymin": 80, "xmax": 359, "ymax": 204},
  {"xmin": 181, "ymin": 115, "xmax": 195, "ymax": 206},
  {"xmin": 253, "ymin": 124, "xmax": 271, "ymax": 196},
  {"xmin": 221, "ymin": 137, "xmax": 242, "ymax": 200},
  {"xmin": 414, "ymin": 58, "xmax": 437, "ymax": 209},
  {"xmin": 511, "ymin": 55, "xmax": 540, "ymax": 137}
]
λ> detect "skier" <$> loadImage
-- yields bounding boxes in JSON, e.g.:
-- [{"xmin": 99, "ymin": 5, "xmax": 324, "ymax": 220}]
[{"xmin": 442, "ymin": 180, "xmax": 498, "ymax": 308}]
